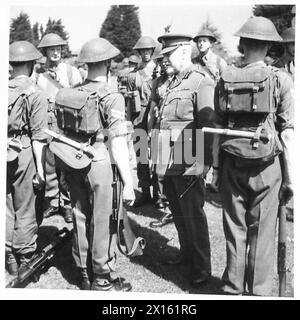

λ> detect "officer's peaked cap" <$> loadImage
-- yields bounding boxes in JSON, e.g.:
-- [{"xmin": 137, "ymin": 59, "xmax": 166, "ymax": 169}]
[{"xmin": 158, "ymin": 34, "xmax": 193, "ymax": 55}]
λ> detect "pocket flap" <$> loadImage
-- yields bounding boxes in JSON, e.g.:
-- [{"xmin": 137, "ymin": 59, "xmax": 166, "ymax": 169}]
[
  {"xmin": 55, "ymin": 88, "xmax": 97, "ymax": 110},
  {"xmin": 221, "ymin": 66, "xmax": 271, "ymax": 84}
]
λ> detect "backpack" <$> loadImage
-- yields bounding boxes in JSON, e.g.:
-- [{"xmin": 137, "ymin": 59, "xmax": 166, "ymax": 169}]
[
  {"xmin": 55, "ymin": 84, "xmax": 109, "ymax": 137},
  {"xmin": 7, "ymin": 84, "xmax": 34, "ymax": 161},
  {"xmin": 217, "ymin": 65, "xmax": 282, "ymax": 163}
]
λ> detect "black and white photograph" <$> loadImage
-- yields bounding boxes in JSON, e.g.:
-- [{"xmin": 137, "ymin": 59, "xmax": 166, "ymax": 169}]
[{"xmin": 1, "ymin": 0, "xmax": 297, "ymax": 302}]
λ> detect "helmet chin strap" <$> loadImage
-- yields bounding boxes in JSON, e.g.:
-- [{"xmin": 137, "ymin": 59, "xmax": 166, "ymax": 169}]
[{"xmin": 105, "ymin": 59, "xmax": 112, "ymax": 83}]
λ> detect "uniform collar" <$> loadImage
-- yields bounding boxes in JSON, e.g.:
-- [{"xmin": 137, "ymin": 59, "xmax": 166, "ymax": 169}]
[{"xmin": 241, "ymin": 60, "xmax": 266, "ymax": 68}]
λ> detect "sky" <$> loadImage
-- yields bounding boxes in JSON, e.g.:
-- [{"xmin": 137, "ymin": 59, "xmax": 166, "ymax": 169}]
[{"xmin": 8, "ymin": 1, "xmax": 255, "ymax": 55}]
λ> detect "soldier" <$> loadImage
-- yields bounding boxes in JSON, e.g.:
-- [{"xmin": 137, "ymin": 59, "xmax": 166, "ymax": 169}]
[
  {"xmin": 126, "ymin": 36, "xmax": 163, "ymax": 208},
  {"xmin": 152, "ymin": 33, "xmax": 215, "ymax": 286},
  {"xmin": 35, "ymin": 33, "xmax": 82, "ymax": 223},
  {"xmin": 148, "ymin": 55, "xmax": 175, "ymax": 228},
  {"xmin": 6, "ymin": 41, "xmax": 48, "ymax": 276},
  {"xmin": 192, "ymin": 28, "xmax": 227, "ymax": 83},
  {"xmin": 273, "ymin": 27, "xmax": 295, "ymax": 80},
  {"xmin": 50, "ymin": 38, "xmax": 135, "ymax": 291},
  {"xmin": 211, "ymin": 17, "xmax": 294, "ymax": 296}
]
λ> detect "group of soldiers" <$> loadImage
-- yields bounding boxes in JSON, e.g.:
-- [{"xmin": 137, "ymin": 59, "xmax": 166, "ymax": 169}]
[{"xmin": 6, "ymin": 14, "xmax": 294, "ymax": 296}]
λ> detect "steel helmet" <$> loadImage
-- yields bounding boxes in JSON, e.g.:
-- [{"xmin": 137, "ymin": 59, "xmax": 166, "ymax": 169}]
[
  {"xmin": 9, "ymin": 41, "xmax": 42, "ymax": 62},
  {"xmin": 77, "ymin": 38, "xmax": 120, "ymax": 63},
  {"xmin": 128, "ymin": 55, "xmax": 141, "ymax": 64},
  {"xmin": 234, "ymin": 16, "xmax": 282, "ymax": 42},
  {"xmin": 38, "ymin": 33, "xmax": 67, "ymax": 48},
  {"xmin": 133, "ymin": 36, "xmax": 156, "ymax": 50},
  {"xmin": 280, "ymin": 27, "xmax": 295, "ymax": 43},
  {"xmin": 193, "ymin": 28, "xmax": 217, "ymax": 43}
]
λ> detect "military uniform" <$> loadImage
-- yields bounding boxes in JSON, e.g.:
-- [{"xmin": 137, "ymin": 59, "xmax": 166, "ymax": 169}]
[
  {"xmin": 63, "ymin": 80, "xmax": 128, "ymax": 278},
  {"xmin": 50, "ymin": 37, "xmax": 132, "ymax": 291},
  {"xmin": 192, "ymin": 49, "xmax": 227, "ymax": 83},
  {"xmin": 7, "ymin": 72, "xmax": 48, "ymax": 269},
  {"xmin": 153, "ymin": 34, "xmax": 216, "ymax": 281},
  {"xmin": 126, "ymin": 36, "xmax": 161, "ymax": 204},
  {"xmin": 192, "ymin": 29, "xmax": 227, "ymax": 83},
  {"xmin": 214, "ymin": 17, "xmax": 294, "ymax": 296},
  {"xmin": 35, "ymin": 34, "xmax": 82, "ymax": 220}
]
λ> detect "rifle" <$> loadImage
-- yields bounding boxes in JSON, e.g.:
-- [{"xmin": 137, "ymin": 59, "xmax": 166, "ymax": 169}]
[
  {"xmin": 6, "ymin": 228, "xmax": 72, "ymax": 288},
  {"xmin": 112, "ymin": 164, "xmax": 146, "ymax": 258},
  {"xmin": 278, "ymin": 203, "xmax": 287, "ymax": 297}
]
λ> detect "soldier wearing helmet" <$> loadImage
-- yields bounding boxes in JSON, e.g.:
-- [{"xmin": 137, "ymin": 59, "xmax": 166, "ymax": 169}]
[
  {"xmin": 35, "ymin": 33, "xmax": 82, "ymax": 224},
  {"xmin": 273, "ymin": 27, "xmax": 295, "ymax": 80},
  {"xmin": 6, "ymin": 41, "xmax": 48, "ymax": 277},
  {"xmin": 212, "ymin": 16, "xmax": 294, "ymax": 296},
  {"xmin": 192, "ymin": 28, "xmax": 227, "ymax": 83},
  {"xmin": 127, "ymin": 36, "xmax": 164, "ymax": 209},
  {"xmin": 58, "ymin": 38, "xmax": 134, "ymax": 291}
]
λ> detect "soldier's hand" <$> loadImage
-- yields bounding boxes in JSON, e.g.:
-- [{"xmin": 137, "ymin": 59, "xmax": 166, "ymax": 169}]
[
  {"xmin": 279, "ymin": 182, "xmax": 293, "ymax": 205},
  {"xmin": 123, "ymin": 184, "xmax": 135, "ymax": 206},
  {"xmin": 210, "ymin": 168, "xmax": 220, "ymax": 193}
]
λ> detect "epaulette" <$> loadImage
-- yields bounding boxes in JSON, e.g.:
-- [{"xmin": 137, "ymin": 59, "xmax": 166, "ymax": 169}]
[{"xmin": 22, "ymin": 85, "xmax": 36, "ymax": 97}]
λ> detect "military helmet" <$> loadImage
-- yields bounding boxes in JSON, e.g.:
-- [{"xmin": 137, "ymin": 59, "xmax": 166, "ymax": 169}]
[
  {"xmin": 133, "ymin": 36, "xmax": 156, "ymax": 50},
  {"xmin": 280, "ymin": 27, "xmax": 295, "ymax": 43},
  {"xmin": 234, "ymin": 16, "xmax": 282, "ymax": 42},
  {"xmin": 128, "ymin": 55, "xmax": 140, "ymax": 64},
  {"xmin": 9, "ymin": 41, "xmax": 42, "ymax": 62},
  {"xmin": 77, "ymin": 38, "xmax": 120, "ymax": 63},
  {"xmin": 193, "ymin": 28, "xmax": 217, "ymax": 43},
  {"xmin": 38, "ymin": 33, "xmax": 67, "ymax": 48}
]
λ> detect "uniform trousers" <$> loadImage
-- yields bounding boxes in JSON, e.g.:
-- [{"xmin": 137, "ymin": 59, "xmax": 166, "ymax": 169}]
[
  {"xmin": 164, "ymin": 174, "xmax": 211, "ymax": 279},
  {"xmin": 44, "ymin": 146, "xmax": 70, "ymax": 209},
  {"xmin": 67, "ymin": 152, "xmax": 116, "ymax": 276},
  {"xmin": 45, "ymin": 110, "xmax": 70, "ymax": 210},
  {"xmin": 6, "ymin": 146, "xmax": 42, "ymax": 257},
  {"xmin": 220, "ymin": 154, "xmax": 282, "ymax": 295}
]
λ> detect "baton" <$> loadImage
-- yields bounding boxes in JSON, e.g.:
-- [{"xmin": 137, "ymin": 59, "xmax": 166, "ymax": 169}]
[{"xmin": 202, "ymin": 127, "xmax": 271, "ymax": 143}]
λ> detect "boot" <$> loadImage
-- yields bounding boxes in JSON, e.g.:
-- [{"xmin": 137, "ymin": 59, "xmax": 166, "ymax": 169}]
[
  {"xmin": 79, "ymin": 268, "xmax": 91, "ymax": 290},
  {"xmin": 91, "ymin": 275, "xmax": 132, "ymax": 292},
  {"xmin": 133, "ymin": 188, "xmax": 152, "ymax": 207},
  {"xmin": 149, "ymin": 207, "xmax": 173, "ymax": 228}
]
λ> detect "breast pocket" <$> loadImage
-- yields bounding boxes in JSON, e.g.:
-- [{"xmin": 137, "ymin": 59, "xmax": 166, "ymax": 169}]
[{"xmin": 173, "ymin": 90, "xmax": 194, "ymax": 120}]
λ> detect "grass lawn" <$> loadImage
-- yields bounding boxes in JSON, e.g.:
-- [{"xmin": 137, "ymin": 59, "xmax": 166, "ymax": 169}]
[{"xmin": 5, "ymin": 168, "xmax": 294, "ymax": 297}]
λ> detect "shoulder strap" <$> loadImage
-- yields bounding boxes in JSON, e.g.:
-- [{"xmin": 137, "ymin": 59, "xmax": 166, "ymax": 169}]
[{"xmin": 66, "ymin": 64, "xmax": 73, "ymax": 84}]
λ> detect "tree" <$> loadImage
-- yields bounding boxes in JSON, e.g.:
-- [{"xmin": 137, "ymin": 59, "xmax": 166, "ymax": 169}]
[
  {"xmin": 253, "ymin": 5, "xmax": 294, "ymax": 34},
  {"xmin": 42, "ymin": 18, "xmax": 72, "ymax": 57},
  {"xmin": 10, "ymin": 12, "xmax": 32, "ymax": 43},
  {"xmin": 32, "ymin": 22, "xmax": 40, "ymax": 47},
  {"xmin": 100, "ymin": 5, "xmax": 142, "ymax": 61}
]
